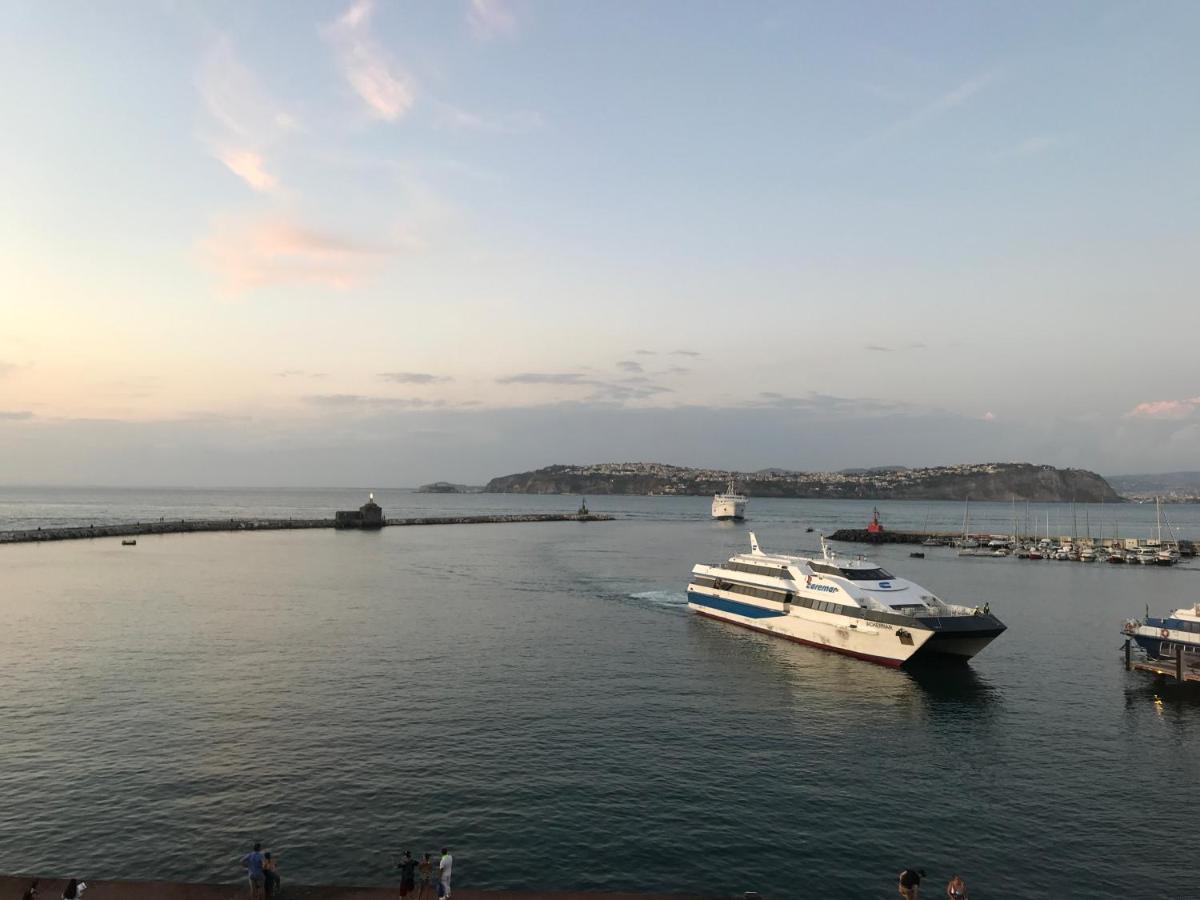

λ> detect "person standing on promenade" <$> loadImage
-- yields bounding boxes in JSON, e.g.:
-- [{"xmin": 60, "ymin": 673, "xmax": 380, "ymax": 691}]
[
  {"xmin": 60, "ymin": 880, "xmax": 85, "ymax": 900},
  {"xmin": 898, "ymin": 868, "xmax": 924, "ymax": 900},
  {"xmin": 397, "ymin": 850, "xmax": 417, "ymax": 898},
  {"xmin": 263, "ymin": 851, "xmax": 280, "ymax": 898},
  {"xmin": 438, "ymin": 847, "xmax": 453, "ymax": 899},
  {"xmin": 20, "ymin": 879, "xmax": 39, "ymax": 900},
  {"xmin": 416, "ymin": 852, "xmax": 434, "ymax": 900},
  {"xmin": 241, "ymin": 841, "xmax": 266, "ymax": 899},
  {"xmin": 946, "ymin": 874, "xmax": 968, "ymax": 899}
]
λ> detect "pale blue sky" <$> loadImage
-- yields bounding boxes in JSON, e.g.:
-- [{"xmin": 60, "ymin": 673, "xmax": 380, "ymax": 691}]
[{"xmin": 1, "ymin": 1, "xmax": 1198, "ymax": 484}]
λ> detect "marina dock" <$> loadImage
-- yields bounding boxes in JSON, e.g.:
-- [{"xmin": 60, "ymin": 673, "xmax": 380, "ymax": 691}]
[
  {"xmin": 1123, "ymin": 638, "xmax": 1200, "ymax": 685},
  {"xmin": 0, "ymin": 877, "xmax": 716, "ymax": 900},
  {"xmin": 0, "ymin": 513, "xmax": 612, "ymax": 545}
]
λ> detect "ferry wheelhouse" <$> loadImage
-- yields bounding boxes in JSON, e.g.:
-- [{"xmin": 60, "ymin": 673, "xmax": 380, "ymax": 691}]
[
  {"xmin": 1123, "ymin": 603, "xmax": 1200, "ymax": 663},
  {"xmin": 687, "ymin": 533, "xmax": 1006, "ymax": 667}
]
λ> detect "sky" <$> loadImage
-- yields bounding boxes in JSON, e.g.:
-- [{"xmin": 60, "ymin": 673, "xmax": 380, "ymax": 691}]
[{"xmin": 1, "ymin": 0, "xmax": 1199, "ymax": 486}]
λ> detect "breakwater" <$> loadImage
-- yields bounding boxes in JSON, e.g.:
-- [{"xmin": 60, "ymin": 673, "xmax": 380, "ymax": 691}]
[
  {"xmin": 0, "ymin": 513, "xmax": 612, "ymax": 545},
  {"xmin": 828, "ymin": 528, "xmax": 946, "ymax": 545},
  {"xmin": 0, "ymin": 876, "xmax": 711, "ymax": 900}
]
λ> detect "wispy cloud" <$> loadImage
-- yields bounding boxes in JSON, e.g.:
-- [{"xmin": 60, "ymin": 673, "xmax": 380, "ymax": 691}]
[
  {"xmin": 851, "ymin": 70, "xmax": 1000, "ymax": 153},
  {"xmin": 378, "ymin": 372, "xmax": 452, "ymax": 384},
  {"xmin": 495, "ymin": 371, "xmax": 670, "ymax": 404},
  {"xmin": 0, "ymin": 410, "xmax": 34, "ymax": 421},
  {"xmin": 496, "ymin": 372, "xmax": 587, "ymax": 385},
  {"xmin": 467, "ymin": 0, "xmax": 518, "ymax": 40},
  {"xmin": 634, "ymin": 349, "xmax": 657, "ymax": 356},
  {"xmin": 671, "ymin": 349, "xmax": 701, "ymax": 358},
  {"xmin": 303, "ymin": 394, "xmax": 438, "ymax": 409},
  {"xmin": 751, "ymin": 391, "xmax": 904, "ymax": 416},
  {"xmin": 617, "ymin": 360, "xmax": 643, "ymax": 373},
  {"xmin": 431, "ymin": 101, "xmax": 543, "ymax": 134},
  {"xmin": 1127, "ymin": 397, "xmax": 1200, "ymax": 420},
  {"xmin": 277, "ymin": 370, "xmax": 328, "ymax": 378},
  {"xmin": 0, "ymin": 361, "xmax": 17, "ymax": 378},
  {"xmin": 202, "ymin": 218, "xmax": 395, "ymax": 292},
  {"xmin": 328, "ymin": 0, "xmax": 415, "ymax": 122},
  {"xmin": 988, "ymin": 134, "xmax": 1063, "ymax": 163},
  {"xmin": 866, "ymin": 341, "xmax": 927, "ymax": 353},
  {"xmin": 197, "ymin": 36, "xmax": 296, "ymax": 191},
  {"xmin": 215, "ymin": 149, "xmax": 278, "ymax": 192}
]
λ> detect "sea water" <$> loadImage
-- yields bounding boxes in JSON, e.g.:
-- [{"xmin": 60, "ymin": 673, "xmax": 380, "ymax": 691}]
[{"xmin": 1, "ymin": 490, "xmax": 1198, "ymax": 898}]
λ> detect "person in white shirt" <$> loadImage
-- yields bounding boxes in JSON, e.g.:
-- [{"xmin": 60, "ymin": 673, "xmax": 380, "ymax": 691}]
[
  {"xmin": 438, "ymin": 847, "xmax": 453, "ymax": 899},
  {"xmin": 61, "ymin": 880, "xmax": 86, "ymax": 900}
]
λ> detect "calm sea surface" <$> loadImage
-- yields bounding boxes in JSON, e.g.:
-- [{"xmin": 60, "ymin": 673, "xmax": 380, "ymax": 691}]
[{"xmin": 2, "ymin": 490, "xmax": 1199, "ymax": 898}]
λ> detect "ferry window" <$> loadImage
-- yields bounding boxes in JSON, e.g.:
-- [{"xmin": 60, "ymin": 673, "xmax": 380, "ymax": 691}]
[{"xmin": 840, "ymin": 567, "xmax": 894, "ymax": 581}]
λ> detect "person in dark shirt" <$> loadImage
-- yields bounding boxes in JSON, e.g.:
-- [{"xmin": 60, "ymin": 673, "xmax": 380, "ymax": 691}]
[
  {"xmin": 898, "ymin": 868, "xmax": 925, "ymax": 900},
  {"xmin": 397, "ymin": 850, "xmax": 418, "ymax": 897},
  {"xmin": 21, "ymin": 879, "xmax": 39, "ymax": 900}
]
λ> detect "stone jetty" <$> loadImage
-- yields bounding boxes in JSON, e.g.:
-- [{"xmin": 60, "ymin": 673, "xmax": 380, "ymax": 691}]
[
  {"xmin": 0, "ymin": 877, "xmax": 714, "ymax": 900},
  {"xmin": 0, "ymin": 513, "xmax": 612, "ymax": 545},
  {"xmin": 827, "ymin": 527, "xmax": 952, "ymax": 545}
]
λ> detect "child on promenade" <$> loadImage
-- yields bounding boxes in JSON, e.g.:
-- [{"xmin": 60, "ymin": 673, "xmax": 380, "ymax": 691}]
[
  {"xmin": 417, "ymin": 852, "xmax": 434, "ymax": 900},
  {"xmin": 263, "ymin": 851, "xmax": 280, "ymax": 898}
]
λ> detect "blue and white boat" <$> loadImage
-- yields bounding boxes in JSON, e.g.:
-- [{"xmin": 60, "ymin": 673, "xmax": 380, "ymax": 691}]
[
  {"xmin": 687, "ymin": 533, "xmax": 1006, "ymax": 667},
  {"xmin": 1123, "ymin": 603, "xmax": 1200, "ymax": 662}
]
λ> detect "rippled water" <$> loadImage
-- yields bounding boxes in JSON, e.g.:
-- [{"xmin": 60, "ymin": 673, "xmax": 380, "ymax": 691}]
[{"xmin": 1, "ymin": 491, "xmax": 1198, "ymax": 898}]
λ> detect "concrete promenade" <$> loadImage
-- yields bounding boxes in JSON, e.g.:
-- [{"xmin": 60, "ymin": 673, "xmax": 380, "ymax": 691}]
[
  {"xmin": 0, "ymin": 513, "xmax": 613, "ymax": 545},
  {"xmin": 0, "ymin": 876, "xmax": 713, "ymax": 900}
]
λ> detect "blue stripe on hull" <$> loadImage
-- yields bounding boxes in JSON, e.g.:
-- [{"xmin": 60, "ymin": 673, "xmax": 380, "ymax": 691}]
[
  {"xmin": 687, "ymin": 590, "xmax": 786, "ymax": 620},
  {"xmin": 1134, "ymin": 635, "xmax": 1200, "ymax": 659}
]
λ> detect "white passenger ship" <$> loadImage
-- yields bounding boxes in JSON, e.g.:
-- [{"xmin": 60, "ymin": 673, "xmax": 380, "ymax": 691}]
[
  {"xmin": 712, "ymin": 481, "xmax": 747, "ymax": 520},
  {"xmin": 688, "ymin": 534, "xmax": 1006, "ymax": 666}
]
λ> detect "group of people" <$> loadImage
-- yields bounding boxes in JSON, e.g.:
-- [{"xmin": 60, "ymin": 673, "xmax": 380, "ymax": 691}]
[
  {"xmin": 19, "ymin": 879, "xmax": 84, "ymax": 900},
  {"xmin": 898, "ymin": 868, "xmax": 969, "ymax": 900},
  {"xmin": 240, "ymin": 842, "xmax": 282, "ymax": 898},
  {"xmin": 238, "ymin": 841, "xmax": 450, "ymax": 899},
  {"xmin": 396, "ymin": 847, "xmax": 453, "ymax": 899}
]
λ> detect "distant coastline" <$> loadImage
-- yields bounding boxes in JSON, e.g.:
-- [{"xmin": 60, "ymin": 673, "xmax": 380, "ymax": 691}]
[
  {"xmin": 417, "ymin": 481, "xmax": 486, "ymax": 494},
  {"xmin": 481, "ymin": 461, "xmax": 1123, "ymax": 503}
]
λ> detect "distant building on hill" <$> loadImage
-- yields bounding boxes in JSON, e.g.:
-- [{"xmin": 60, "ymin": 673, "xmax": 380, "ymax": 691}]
[{"xmin": 335, "ymin": 493, "xmax": 384, "ymax": 529}]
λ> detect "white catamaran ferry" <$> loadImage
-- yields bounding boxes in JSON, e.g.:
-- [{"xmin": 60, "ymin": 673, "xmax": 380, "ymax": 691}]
[{"xmin": 688, "ymin": 533, "xmax": 1006, "ymax": 666}]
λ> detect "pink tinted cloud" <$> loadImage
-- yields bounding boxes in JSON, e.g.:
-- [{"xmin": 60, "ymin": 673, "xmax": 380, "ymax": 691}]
[
  {"xmin": 328, "ymin": 0, "xmax": 415, "ymax": 122},
  {"xmin": 197, "ymin": 37, "xmax": 297, "ymax": 191},
  {"xmin": 1127, "ymin": 397, "xmax": 1200, "ymax": 419},
  {"xmin": 203, "ymin": 219, "xmax": 391, "ymax": 292},
  {"xmin": 468, "ymin": 0, "xmax": 518, "ymax": 40},
  {"xmin": 216, "ymin": 149, "xmax": 278, "ymax": 192}
]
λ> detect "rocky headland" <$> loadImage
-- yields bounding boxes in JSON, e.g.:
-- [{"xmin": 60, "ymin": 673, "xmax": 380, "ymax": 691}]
[{"xmin": 483, "ymin": 462, "xmax": 1122, "ymax": 502}]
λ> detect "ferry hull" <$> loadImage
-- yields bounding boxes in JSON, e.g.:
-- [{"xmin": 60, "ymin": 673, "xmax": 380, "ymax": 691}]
[
  {"xmin": 692, "ymin": 609, "xmax": 907, "ymax": 667},
  {"xmin": 917, "ymin": 633, "xmax": 1003, "ymax": 660},
  {"xmin": 687, "ymin": 588, "xmax": 931, "ymax": 667}
]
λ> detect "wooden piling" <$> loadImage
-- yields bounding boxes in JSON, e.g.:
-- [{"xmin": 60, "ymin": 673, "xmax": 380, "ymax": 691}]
[
  {"xmin": 1124, "ymin": 638, "xmax": 1131, "ymax": 671},
  {"xmin": 1177, "ymin": 644, "xmax": 1184, "ymax": 682}
]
